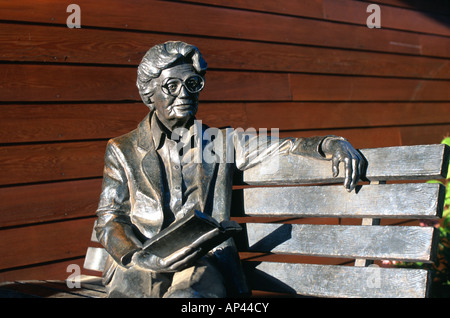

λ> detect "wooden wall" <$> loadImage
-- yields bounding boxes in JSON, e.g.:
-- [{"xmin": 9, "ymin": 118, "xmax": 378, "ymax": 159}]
[{"xmin": 0, "ymin": 0, "xmax": 449, "ymax": 283}]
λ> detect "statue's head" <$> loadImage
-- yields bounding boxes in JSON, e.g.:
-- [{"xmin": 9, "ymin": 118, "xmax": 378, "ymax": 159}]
[{"xmin": 136, "ymin": 42, "xmax": 207, "ymax": 128}]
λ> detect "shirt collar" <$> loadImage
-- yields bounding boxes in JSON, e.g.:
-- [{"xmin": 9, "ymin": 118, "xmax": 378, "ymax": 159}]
[{"xmin": 150, "ymin": 112, "xmax": 198, "ymax": 150}]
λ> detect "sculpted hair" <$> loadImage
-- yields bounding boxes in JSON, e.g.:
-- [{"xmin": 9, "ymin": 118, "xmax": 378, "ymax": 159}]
[{"xmin": 136, "ymin": 41, "xmax": 208, "ymax": 110}]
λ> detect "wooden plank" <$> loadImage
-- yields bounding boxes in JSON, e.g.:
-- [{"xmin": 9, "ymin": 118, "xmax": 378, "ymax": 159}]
[
  {"xmin": 280, "ymin": 126, "xmax": 404, "ymax": 149},
  {"xmin": 0, "ymin": 103, "xmax": 147, "ymax": 143},
  {"xmin": 239, "ymin": 252, "xmax": 352, "ymax": 266},
  {"xmin": 278, "ymin": 124, "xmax": 450, "ymax": 150},
  {"xmin": 0, "ymin": 140, "xmax": 106, "ymax": 186},
  {"xmin": 2, "ymin": 64, "xmax": 449, "ymax": 103},
  {"xmin": 0, "ymin": 281, "xmax": 85, "ymax": 298},
  {"xmin": 243, "ymin": 183, "xmax": 444, "ymax": 219},
  {"xmin": 2, "ymin": 23, "xmax": 450, "ymax": 80},
  {"xmin": 0, "ymin": 102, "xmax": 246, "ymax": 143},
  {"xmin": 322, "ymin": 0, "xmax": 450, "ymax": 37},
  {"xmin": 245, "ymin": 223, "xmax": 437, "ymax": 262},
  {"xmin": 0, "ymin": 259, "xmax": 86, "ymax": 283},
  {"xmin": 0, "ymin": 279, "xmax": 106, "ymax": 298},
  {"xmin": 0, "ymin": 218, "xmax": 94, "ymax": 270},
  {"xmin": 290, "ymin": 74, "xmax": 450, "ymax": 101},
  {"xmin": 44, "ymin": 280, "xmax": 105, "ymax": 298},
  {"xmin": 1, "ymin": 0, "xmax": 448, "ymax": 58},
  {"xmin": 371, "ymin": 0, "xmax": 450, "ymax": 15},
  {"xmin": 78, "ymin": 275, "xmax": 106, "ymax": 292},
  {"xmin": 244, "ymin": 262, "xmax": 430, "ymax": 298},
  {"xmin": 183, "ymin": 0, "xmax": 450, "ymax": 37},
  {"xmin": 244, "ymin": 102, "xmax": 450, "ymax": 131},
  {"xmin": 83, "ymin": 247, "xmax": 107, "ymax": 272},
  {"xmin": 1, "ymin": 102, "xmax": 448, "ymax": 144},
  {"xmin": 0, "ymin": 64, "xmax": 137, "ymax": 102},
  {"xmin": 0, "ymin": 64, "xmax": 291, "ymax": 102},
  {"xmin": 175, "ymin": 0, "xmax": 325, "ymax": 20},
  {"xmin": 0, "ymin": 282, "xmax": 39, "ymax": 298},
  {"xmin": 243, "ymin": 144, "xmax": 449, "ymax": 185},
  {"xmin": 400, "ymin": 124, "xmax": 450, "ymax": 146},
  {"xmin": 0, "ymin": 179, "xmax": 102, "ymax": 228}
]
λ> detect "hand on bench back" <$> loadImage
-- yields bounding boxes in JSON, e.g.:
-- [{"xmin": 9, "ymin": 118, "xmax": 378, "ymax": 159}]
[{"xmin": 321, "ymin": 136, "xmax": 364, "ymax": 192}]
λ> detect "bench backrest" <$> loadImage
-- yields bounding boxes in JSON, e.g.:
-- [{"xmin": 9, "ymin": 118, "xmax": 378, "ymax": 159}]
[
  {"xmin": 83, "ymin": 144, "xmax": 449, "ymax": 298},
  {"xmin": 238, "ymin": 144, "xmax": 449, "ymax": 298}
]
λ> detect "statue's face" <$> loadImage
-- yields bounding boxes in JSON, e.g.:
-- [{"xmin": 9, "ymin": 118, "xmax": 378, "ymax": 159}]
[{"xmin": 152, "ymin": 63, "xmax": 204, "ymax": 129}]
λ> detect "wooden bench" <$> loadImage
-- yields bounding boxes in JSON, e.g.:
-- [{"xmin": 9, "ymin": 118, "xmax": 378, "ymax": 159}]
[
  {"xmin": 83, "ymin": 143, "xmax": 449, "ymax": 298},
  {"xmin": 237, "ymin": 143, "xmax": 449, "ymax": 298},
  {"xmin": 2, "ymin": 143, "xmax": 447, "ymax": 298}
]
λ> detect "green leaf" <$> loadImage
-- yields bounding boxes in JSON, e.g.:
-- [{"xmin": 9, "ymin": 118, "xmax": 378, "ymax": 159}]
[
  {"xmin": 441, "ymin": 137, "xmax": 450, "ymax": 147},
  {"xmin": 427, "ymin": 180, "xmax": 443, "ymax": 184},
  {"xmin": 441, "ymin": 137, "xmax": 450, "ymax": 179}
]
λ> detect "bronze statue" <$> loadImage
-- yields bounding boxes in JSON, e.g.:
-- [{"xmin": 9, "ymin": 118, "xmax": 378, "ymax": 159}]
[{"xmin": 95, "ymin": 41, "xmax": 363, "ymax": 298}]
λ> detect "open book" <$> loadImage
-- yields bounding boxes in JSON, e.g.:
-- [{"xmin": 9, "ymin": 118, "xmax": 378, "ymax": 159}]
[{"xmin": 142, "ymin": 209, "xmax": 242, "ymax": 259}]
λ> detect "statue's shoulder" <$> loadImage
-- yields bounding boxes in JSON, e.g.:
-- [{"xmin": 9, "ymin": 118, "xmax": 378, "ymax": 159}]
[{"xmin": 107, "ymin": 128, "xmax": 139, "ymax": 150}]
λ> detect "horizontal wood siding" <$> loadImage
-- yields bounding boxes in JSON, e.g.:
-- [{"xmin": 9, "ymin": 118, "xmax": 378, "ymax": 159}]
[{"xmin": 0, "ymin": 0, "xmax": 449, "ymax": 283}]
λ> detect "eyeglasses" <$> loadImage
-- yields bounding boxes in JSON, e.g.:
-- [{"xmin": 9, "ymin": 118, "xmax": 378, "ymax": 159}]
[{"xmin": 161, "ymin": 75, "xmax": 205, "ymax": 97}]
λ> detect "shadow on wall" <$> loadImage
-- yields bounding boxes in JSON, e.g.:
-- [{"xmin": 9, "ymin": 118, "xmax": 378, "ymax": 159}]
[{"xmin": 399, "ymin": 0, "xmax": 450, "ymax": 27}]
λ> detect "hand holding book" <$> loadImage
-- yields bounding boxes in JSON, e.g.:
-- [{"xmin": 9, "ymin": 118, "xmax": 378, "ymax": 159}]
[{"xmin": 130, "ymin": 210, "xmax": 241, "ymax": 273}]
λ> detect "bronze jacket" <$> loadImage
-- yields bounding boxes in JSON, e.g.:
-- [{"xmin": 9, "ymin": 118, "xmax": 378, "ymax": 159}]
[{"xmin": 95, "ymin": 112, "xmax": 328, "ymax": 296}]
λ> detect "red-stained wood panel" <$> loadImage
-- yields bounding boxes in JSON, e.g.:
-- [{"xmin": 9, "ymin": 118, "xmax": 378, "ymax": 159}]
[
  {"xmin": 280, "ymin": 126, "xmax": 403, "ymax": 149},
  {"xmin": 0, "ymin": 103, "xmax": 147, "ymax": 143},
  {"xmin": 0, "ymin": 65, "xmax": 291, "ymax": 102},
  {"xmin": 0, "ymin": 102, "xmax": 247, "ymax": 143},
  {"xmin": 0, "ymin": 218, "xmax": 94, "ymax": 270},
  {"xmin": 2, "ymin": 102, "xmax": 448, "ymax": 144},
  {"xmin": 290, "ymin": 74, "xmax": 450, "ymax": 101},
  {"xmin": 1, "ymin": 0, "xmax": 448, "ymax": 58},
  {"xmin": 244, "ymin": 102, "xmax": 450, "ymax": 131},
  {"xmin": 0, "ymin": 141, "xmax": 106, "ymax": 186},
  {"xmin": 280, "ymin": 124, "xmax": 450, "ymax": 149},
  {"xmin": 176, "ymin": 0, "xmax": 325, "ymax": 20},
  {"xmin": 0, "ymin": 64, "xmax": 137, "ymax": 102},
  {"xmin": 0, "ymin": 179, "xmax": 102, "ymax": 228},
  {"xmin": 182, "ymin": 0, "xmax": 450, "ymax": 36},
  {"xmin": 322, "ymin": 0, "xmax": 450, "ymax": 37},
  {"xmin": 2, "ymin": 64, "xmax": 448, "ymax": 103},
  {"xmin": 400, "ymin": 124, "xmax": 450, "ymax": 145},
  {"xmin": 203, "ymin": 71, "xmax": 292, "ymax": 101},
  {"xmin": 369, "ymin": 0, "xmax": 450, "ymax": 15},
  {"xmin": 2, "ymin": 23, "xmax": 450, "ymax": 79},
  {"xmin": 0, "ymin": 258, "xmax": 86, "ymax": 283}
]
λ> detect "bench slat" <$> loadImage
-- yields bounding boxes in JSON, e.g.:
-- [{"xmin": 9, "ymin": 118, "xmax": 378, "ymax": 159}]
[
  {"xmin": 243, "ymin": 182, "xmax": 444, "ymax": 219},
  {"xmin": 245, "ymin": 262, "xmax": 429, "ymax": 298},
  {"xmin": 84, "ymin": 247, "xmax": 108, "ymax": 272},
  {"xmin": 246, "ymin": 223, "xmax": 437, "ymax": 262},
  {"xmin": 243, "ymin": 144, "xmax": 449, "ymax": 185}
]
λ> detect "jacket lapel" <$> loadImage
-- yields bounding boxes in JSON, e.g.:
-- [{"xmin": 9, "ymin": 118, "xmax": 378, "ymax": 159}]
[
  {"xmin": 195, "ymin": 124, "xmax": 220, "ymax": 214},
  {"xmin": 137, "ymin": 113, "xmax": 162, "ymax": 202}
]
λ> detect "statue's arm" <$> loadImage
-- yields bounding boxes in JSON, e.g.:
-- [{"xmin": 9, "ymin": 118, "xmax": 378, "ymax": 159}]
[
  {"xmin": 95, "ymin": 140, "xmax": 142, "ymax": 267},
  {"xmin": 232, "ymin": 131, "xmax": 362, "ymax": 192}
]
